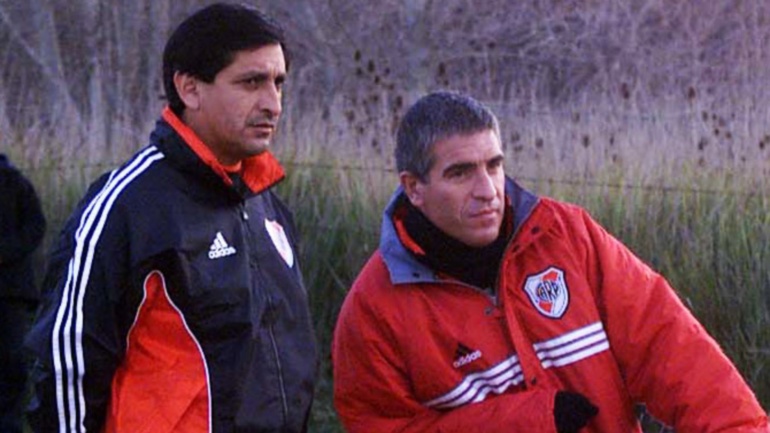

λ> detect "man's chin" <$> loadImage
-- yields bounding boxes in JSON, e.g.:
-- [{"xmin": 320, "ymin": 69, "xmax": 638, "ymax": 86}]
[
  {"xmin": 246, "ymin": 141, "xmax": 271, "ymax": 156},
  {"xmin": 463, "ymin": 230, "xmax": 502, "ymax": 248}
]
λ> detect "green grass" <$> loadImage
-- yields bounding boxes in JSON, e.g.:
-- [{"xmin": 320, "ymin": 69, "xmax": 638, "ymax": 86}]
[{"xmin": 276, "ymin": 157, "xmax": 390, "ymax": 432}]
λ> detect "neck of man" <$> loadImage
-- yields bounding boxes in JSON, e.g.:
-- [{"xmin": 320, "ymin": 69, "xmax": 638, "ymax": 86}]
[{"xmin": 400, "ymin": 198, "xmax": 511, "ymax": 294}]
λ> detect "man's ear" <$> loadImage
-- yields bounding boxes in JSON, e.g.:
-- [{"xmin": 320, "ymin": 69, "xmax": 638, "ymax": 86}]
[
  {"xmin": 173, "ymin": 71, "xmax": 201, "ymax": 111},
  {"xmin": 399, "ymin": 171, "xmax": 425, "ymax": 207}
]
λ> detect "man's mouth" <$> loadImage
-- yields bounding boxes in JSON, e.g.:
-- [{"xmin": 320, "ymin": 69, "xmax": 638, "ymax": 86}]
[
  {"xmin": 472, "ymin": 208, "xmax": 499, "ymax": 217},
  {"xmin": 247, "ymin": 121, "xmax": 276, "ymax": 136},
  {"xmin": 247, "ymin": 118, "xmax": 276, "ymax": 127}
]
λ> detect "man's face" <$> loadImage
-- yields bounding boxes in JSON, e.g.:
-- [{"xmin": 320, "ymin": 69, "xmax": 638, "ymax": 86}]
[
  {"xmin": 403, "ymin": 129, "xmax": 506, "ymax": 248},
  {"xmin": 190, "ymin": 43, "xmax": 286, "ymax": 165}
]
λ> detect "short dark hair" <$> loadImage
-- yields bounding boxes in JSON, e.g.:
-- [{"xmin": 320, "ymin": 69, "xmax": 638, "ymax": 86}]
[
  {"xmin": 395, "ymin": 91, "xmax": 500, "ymax": 181},
  {"xmin": 162, "ymin": 3, "xmax": 290, "ymax": 115}
]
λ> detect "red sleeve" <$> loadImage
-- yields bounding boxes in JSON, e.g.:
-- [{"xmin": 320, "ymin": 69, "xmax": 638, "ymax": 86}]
[
  {"xmin": 580, "ymin": 210, "xmax": 768, "ymax": 431},
  {"xmin": 332, "ymin": 256, "xmax": 558, "ymax": 433}
]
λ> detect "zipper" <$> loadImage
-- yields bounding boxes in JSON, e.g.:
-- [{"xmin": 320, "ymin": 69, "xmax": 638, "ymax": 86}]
[
  {"xmin": 494, "ymin": 198, "xmax": 544, "ymax": 389},
  {"xmin": 444, "ymin": 280, "xmax": 498, "ymax": 305},
  {"xmin": 241, "ymin": 201, "xmax": 290, "ymax": 425},
  {"xmin": 264, "ymin": 294, "xmax": 290, "ymax": 423}
]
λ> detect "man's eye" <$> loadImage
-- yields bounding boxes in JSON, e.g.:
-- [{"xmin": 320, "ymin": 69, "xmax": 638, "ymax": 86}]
[
  {"xmin": 488, "ymin": 157, "xmax": 504, "ymax": 171},
  {"xmin": 447, "ymin": 169, "xmax": 468, "ymax": 179},
  {"xmin": 242, "ymin": 78, "xmax": 261, "ymax": 88}
]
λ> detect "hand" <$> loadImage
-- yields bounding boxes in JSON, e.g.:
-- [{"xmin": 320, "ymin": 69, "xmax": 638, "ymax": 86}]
[{"xmin": 554, "ymin": 391, "xmax": 599, "ymax": 433}]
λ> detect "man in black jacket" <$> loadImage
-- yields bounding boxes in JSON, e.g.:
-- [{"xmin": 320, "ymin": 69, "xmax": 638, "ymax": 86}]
[
  {"xmin": 0, "ymin": 153, "xmax": 46, "ymax": 433},
  {"xmin": 24, "ymin": 4, "xmax": 317, "ymax": 432}
]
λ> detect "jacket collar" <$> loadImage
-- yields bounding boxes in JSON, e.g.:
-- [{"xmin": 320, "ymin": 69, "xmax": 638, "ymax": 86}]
[
  {"xmin": 161, "ymin": 107, "xmax": 285, "ymax": 195},
  {"xmin": 380, "ymin": 176, "xmax": 539, "ymax": 285}
]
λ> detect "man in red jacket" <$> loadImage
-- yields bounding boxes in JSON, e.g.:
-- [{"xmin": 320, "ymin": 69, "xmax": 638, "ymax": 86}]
[{"xmin": 332, "ymin": 91, "xmax": 768, "ymax": 432}]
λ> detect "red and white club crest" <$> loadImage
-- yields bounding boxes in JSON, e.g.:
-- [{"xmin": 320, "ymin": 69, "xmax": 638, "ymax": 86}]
[
  {"xmin": 523, "ymin": 266, "xmax": 569, "ymax": 318},
  {"xmin": 265, "ymin": 219, "xmax": 294, "ymax": 268}
]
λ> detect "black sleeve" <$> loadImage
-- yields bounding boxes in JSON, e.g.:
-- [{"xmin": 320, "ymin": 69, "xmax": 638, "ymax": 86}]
[
  {"xmin": 25, "ymin": 174, "xmax": 129, "ymax": 433},
  {"xmin": 0, "ymin": 170, "xmax": 46, "ymax": 262}
]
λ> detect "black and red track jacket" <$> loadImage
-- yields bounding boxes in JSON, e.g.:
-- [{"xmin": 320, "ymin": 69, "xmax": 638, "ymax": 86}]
[{"xmin": 25, "ymin": 108, "xmax": 318, "ymax": 432}]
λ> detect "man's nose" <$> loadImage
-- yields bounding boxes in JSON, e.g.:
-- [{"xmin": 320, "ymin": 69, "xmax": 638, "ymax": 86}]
[
  {"xmin": 473, "ymin": 171, "xmax": 497, "ymax": 199},
  {"xmin": 260, "ymin": 84, "xmax": 282, "ymax": 118}
]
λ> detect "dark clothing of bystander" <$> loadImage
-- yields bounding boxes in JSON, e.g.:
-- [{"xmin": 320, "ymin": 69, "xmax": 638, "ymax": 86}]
[
  {"xmin": 0, "ymin": 154, "xmax": 46, "ymax": 433},
  {"xmin": 0, "ymin": 154, "xmax": 46, "ymax": 301}
]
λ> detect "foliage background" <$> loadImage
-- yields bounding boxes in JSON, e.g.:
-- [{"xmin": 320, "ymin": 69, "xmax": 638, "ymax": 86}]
[
  {"xmin": 1, "ymin": 0, "xmax": 768, "ymax": 431},
  {"xmin": 3, "ymin": 0, "xmax": 770, "ymax": 171}
]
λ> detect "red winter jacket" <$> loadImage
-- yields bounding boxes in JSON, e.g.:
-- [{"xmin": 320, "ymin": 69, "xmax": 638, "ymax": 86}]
[{"xmin": 332, "ymin": 179, "xmax": 768, "ymax": 433}]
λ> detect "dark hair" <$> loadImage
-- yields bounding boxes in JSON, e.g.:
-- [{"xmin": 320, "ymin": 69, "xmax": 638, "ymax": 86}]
[
  {"xmin": 162, "ymin": 3, "xmax": 290, "ymax": 115},
  {"xmin": 395, "ymin": 91, "xmax": 500, "ymax": 180}
]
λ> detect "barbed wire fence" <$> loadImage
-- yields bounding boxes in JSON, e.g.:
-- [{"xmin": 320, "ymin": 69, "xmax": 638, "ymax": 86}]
[{"xmin": 19, "ymin": 156, "xmax": 767, "ymax": 252}]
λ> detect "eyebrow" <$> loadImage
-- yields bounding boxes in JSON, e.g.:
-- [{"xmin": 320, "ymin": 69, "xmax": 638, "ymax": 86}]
[
  {"xmin": 442, "ymin": 154, "xmax": 504, "ymax": 177},
  {"xmin": 488, "ymin": 155, "xmax": 505, "ymax": 166},
  {"xmin": 233, "ymin": 70, "xmax": 286, "ymax": 84},
  {"xmin": 442, "ymin": 161, "xmax": 475, "ymax": 176}
]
